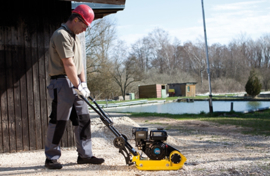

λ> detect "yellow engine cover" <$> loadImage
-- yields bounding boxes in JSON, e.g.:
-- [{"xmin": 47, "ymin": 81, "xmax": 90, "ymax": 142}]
[{"xmin": 132, "ymin": 150, "xmax": 186, "ymax": 171}]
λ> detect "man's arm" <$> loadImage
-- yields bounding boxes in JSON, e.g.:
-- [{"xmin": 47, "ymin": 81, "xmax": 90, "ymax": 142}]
[
  {"xmin": 78, "ymin": 64, "xmax": 90, "ymax": 96},
  {"xmin": 78, "ymin": 64, "xmax": 86, "ymax": 82},
  {"xmin": 62, "ymin": 57, "xmax": 80, "ymax": 88}
]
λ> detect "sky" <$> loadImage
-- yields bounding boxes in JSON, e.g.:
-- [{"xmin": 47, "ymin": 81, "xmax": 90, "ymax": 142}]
[{"xmin": 109, "ymin": 0, "xmax": 270, "ymax": 46}]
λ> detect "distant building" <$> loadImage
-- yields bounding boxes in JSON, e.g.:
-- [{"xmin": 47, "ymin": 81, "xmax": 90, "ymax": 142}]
[
  {"xmin": 167, "ymin": 82, "xmax": 197, "ymax": 97},
  {"xmin": 138, "ymin": 84, "xmax": 167, "ymax": 98}
]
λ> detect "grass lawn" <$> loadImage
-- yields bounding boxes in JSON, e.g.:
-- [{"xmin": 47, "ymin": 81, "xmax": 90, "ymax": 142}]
[{"xmin": 129, "ymin": 109, "xmax": 270, "ymax": 136}]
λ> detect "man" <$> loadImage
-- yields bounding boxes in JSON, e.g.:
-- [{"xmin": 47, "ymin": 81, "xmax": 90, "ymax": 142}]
[{"xmin": 45, "ymin": 4, "xmax": 104, "ymax": 169}]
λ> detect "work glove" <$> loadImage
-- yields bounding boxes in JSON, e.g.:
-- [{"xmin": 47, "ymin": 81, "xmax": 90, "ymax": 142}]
[
  {"xmin": 81, "ymin": 82, "xmax": 90, "ymax": 97},
  {"xmin": 74, "ymin": 82, "xmax": 90, "ymax": 98}
]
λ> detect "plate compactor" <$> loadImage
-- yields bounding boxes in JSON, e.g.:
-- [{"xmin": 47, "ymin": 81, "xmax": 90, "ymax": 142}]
[{"xmin": 81, "ymin": 96, "xmax": 186, "ymax": 170}]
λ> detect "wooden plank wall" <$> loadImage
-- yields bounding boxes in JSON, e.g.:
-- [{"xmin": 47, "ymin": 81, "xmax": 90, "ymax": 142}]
[
  {"xmin": 139, "ymin": 85, "xmax": 158, "ymax": 98},
  {"xmin": 186, "ymin": 85, "xmax": 196, "ymax": 97},
  {"xmin": 0, "ymin": 0, "xmax": 76, "ymax": 153},
  {"xmin": 0, "ymin": 26, "xmax": 8, "ymax": 153},
  {"xmin": 175, "ymin": 85, "xmax": 182, "ymax": 96},
  {"xmin": 180, "ymin": 85, "xmax": 186, "ymax": 96}
]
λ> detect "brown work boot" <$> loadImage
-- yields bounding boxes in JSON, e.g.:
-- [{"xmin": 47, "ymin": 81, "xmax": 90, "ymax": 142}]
[
  {"xmin": 77, "ymin": 156, "xmax": 105, "ymax": 164},
  {"xmin": 45, "ymin": 159, "xmax": 63, "ymax": 169}
]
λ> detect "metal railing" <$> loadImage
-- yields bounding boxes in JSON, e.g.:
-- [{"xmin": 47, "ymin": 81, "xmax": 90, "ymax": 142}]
[{"xmin": 88, "ymin": 99, "xmax": 166, "ymax": 109}]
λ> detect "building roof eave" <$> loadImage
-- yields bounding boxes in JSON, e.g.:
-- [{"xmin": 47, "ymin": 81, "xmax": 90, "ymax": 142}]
[
  {"xmin": 65, "ymin": 0, "xmax": 126, "ymax": 5},
  {"xmin": 71, "ymin": 1, "xmax": 125, "ymax": 19}
]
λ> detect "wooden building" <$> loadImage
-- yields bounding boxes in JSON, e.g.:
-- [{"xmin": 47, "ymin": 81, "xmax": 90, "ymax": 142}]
[
  {"xmin": 138, "ymin": 84, "xmax": 167, "ymax": 98},
  {"xmin": 0, "ymin": 0, "xmax": 126, "ymax": 153},
  {"xmin": 167, "ymin": 83, "xmax": 197, "ymax": 97}
]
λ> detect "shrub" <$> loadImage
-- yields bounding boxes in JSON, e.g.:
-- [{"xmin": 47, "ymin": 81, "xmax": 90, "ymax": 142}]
[
  {"xmin": 199, "ymin": 111, "xmax": 206, "ymax": 115},
  {"xmin": 245, "ymin": 69, "xmax": 262, "ymax": 98}
]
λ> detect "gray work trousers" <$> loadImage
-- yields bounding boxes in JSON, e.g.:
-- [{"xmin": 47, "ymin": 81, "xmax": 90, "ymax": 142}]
[{"xmin": 45, "ymin": 77, "xmax": 92, "ymax": 160}]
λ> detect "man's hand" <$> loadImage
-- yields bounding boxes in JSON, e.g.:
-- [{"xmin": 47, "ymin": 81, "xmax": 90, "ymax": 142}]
[
  {"xmin": 81, "ymin": 82, "xmax": 90, "ymax": 97},
  {"xmin": 74, "ymin": 83, "xmax": 90, "ymax": 98}
]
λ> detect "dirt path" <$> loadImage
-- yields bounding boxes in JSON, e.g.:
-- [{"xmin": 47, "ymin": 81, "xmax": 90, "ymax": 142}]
[
  {"xmin": 0, "ymin": 116, "xmax": 270, "ymax": 175},
  {"xmin": 132, "ymin": 116, "xmax": 270, "ymax": 175}
]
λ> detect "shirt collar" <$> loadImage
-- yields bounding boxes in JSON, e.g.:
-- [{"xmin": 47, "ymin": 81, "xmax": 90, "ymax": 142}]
[{"xmin": 61, "ymin": 23, "xmax": 75, "ymax": 38}]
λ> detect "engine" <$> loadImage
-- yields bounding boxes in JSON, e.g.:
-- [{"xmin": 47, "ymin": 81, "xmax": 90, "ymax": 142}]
[{"xmin": 132, "ymin": 127, "xmax": 177, "ymax": 160}]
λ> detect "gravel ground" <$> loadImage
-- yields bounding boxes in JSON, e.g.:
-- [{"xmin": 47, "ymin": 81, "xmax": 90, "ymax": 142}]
[{"xmin": 0, "ymin": 115, "xmax": 270, "ymax": 176}]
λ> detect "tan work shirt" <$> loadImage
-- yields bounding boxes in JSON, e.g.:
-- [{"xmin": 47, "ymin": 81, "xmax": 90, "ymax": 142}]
[{"xmin": 48, "ymin": 24, "xmax": 83, "ymax": 76}]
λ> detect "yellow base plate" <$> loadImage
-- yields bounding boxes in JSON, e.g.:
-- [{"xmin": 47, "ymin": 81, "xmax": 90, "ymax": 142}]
[{"xmin": 132, "ymin": 151, "xmax": 186, "ymax": 171}]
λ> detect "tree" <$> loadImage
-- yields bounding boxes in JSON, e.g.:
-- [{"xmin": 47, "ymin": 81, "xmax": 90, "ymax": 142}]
[
  {"xmin": 259, "ymin": 68, "xmax": 270, "ymax": 91},
  {"xmin": 130, "ymin": 37, "xmax": 152, "ymax": 73},
  {"xmin": 183, "ymin": 41, "xmax": 206, "ymax": 84},
  {"xmin": 110, "ymin": 41, "xmax": 144, "ymax": 100},
  {"xmin": 147, "ymin": 28, "xmax": 171, "ymax": 74},
  {"xmin": 245, "ymin": 69, "xmax": 262, "ymax": 98},
  {"xmin": 85, "ymin": 17, "xmax": 117, "ymax": 99},
  {"xmin": 85, "ymin": 17, "xmax": 116, "ymax": 74}
]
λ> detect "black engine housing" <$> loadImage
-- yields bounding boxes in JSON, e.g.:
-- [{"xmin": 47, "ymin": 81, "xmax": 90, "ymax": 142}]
[
  {"xmin": 132, "ymin": 127, "xmax": 178, "ymax": 160},
  {"xmin": 144, "ymin": 142, "xmax": 167, "ymax": 160}
]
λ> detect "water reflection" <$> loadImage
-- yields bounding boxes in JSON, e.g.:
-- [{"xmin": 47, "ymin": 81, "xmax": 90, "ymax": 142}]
[{"xmin": 246, "ymin": 101, "xmax": 261, "ymax": 109}]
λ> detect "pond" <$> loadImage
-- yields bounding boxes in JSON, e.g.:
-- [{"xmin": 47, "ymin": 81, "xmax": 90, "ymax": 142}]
[{"xmin": 105, "ymin": 101, "xmax": 270, "ymax": 114}]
